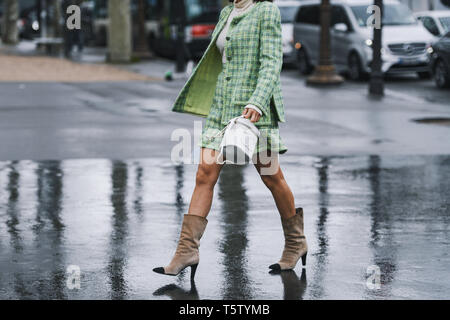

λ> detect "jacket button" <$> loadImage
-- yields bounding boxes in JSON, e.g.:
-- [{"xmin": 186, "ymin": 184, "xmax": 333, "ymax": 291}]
[
  {"xmin": 226, "ymin": 77, "xmax": 231, "ymax": 81},
  {"xmin": 226, "ymin": 36, "xmax": 230, "ymax": 41}
]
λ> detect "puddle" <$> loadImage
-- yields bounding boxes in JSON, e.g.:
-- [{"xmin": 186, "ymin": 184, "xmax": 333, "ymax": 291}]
[
  {"xmin": 0, "ymin": 156, "xmax": 449, "ymax": 299},
  {"xmin": 412, "ymin": 117, "xmax": 450, "ymax": 126}
]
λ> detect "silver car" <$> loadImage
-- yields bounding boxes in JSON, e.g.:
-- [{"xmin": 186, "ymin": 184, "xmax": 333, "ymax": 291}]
[
  {"xmin": 416, "ymin": 11, "xmax": 450, "ymax": 38},
  {"xmin": 293, "ymin": 0, "xmax": 436, "ymax": 80},
  {"xmin": 276, "ymin": 0, "xmax": 303, "ymax": 65}
]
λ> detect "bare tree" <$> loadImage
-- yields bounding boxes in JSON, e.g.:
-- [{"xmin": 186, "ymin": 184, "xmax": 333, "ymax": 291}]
[
  {"xmin": 108, "ymin": 0, "xmax": 132, "ymax": 62},
  {"xmin": 1, "ymin": 0, "xmax": 19, "ymax": 44}
]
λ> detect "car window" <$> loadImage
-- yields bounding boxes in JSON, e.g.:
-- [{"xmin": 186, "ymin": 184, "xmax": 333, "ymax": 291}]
[
  {"xmin": 422, "ymin": 17, "xmax": 440, "ymax": 36},
  {"xmin": 332, "ymin": 5, "xmax": 352, "ymax": 31},
  {"xmin": 439, "ymin": 17, "xmax": 450, "ymax": 34},
  {"xmin": 185, "ymin": 0, "xmax": 221, "ymax": 24},
  {"xmin": 279, "ymin": 6, "xmax": 300, "ymax": 24},
  {"xmin": 295, "ymin": 5, "xmax": 320, "ymax": 25},
  {"xmin": 94, "ymin": 0, "xmax": 108, "ymax": 19},
  {"xmin": 350, "ymin": 3, "xmax": 417, "ymax": 27}
]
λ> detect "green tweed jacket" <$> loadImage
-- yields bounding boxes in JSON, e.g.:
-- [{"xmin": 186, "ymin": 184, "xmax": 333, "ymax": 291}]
[{"xmin": 172, "ymin": 1, "xmax": 285, "ymax": 127}]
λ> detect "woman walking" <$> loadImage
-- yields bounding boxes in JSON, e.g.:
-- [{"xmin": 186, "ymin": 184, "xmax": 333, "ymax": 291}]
[{"xmin": 153, "ymin": 0, "xmax": 307, "ymax": 279}]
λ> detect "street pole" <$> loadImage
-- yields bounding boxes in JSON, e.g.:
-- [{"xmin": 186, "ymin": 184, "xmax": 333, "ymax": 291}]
[
  {"xmin": 51, "ymin": 0, "xmax": 61, "ymax": 38},
  {"xmin": 369, "ymin": 0, "xmax": 384, "ymax": 96},
  {"xmin": 36, "ymin": 0, "xmax": 42, "ymax": 36},
  {"xmin": 42, "ymin": 0, "xmax": 48, "ymax": 39},
  {"xmin": 175, "ymin": 17, "xmax": 187, "ymax": 73},
  {"xmin": 306, "ymin": 0, "xmax": 343, "ymax": 85}
]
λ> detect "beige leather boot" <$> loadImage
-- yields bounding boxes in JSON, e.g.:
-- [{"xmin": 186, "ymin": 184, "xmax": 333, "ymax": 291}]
[
  {"xmin": 153, "ymin": 214, "xmax": 208, "ymax": 280},
  {"xmin": 269, "ymin": 208, "xmax": 308, "ymax": 271}
]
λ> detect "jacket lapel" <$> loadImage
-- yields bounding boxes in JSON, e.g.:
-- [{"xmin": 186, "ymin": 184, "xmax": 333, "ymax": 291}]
[
  {"xmin": 211, "ymin": 3, "xmax": 260, "ymax": 44},
  {"xmin": 229, "ymin": 3, "xmax": 260, "ymax": 24},
  {"xmin": 211, "ymin": 5, "xmax": 233, "ymax": 40}
]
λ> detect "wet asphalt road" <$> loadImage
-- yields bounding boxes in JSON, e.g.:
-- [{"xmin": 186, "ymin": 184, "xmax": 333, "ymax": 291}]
[
  {"xmin": 1, "ymin": 70, "xmax": 450, "ymax": 161},
  {"xmin": 0, "ymin": 62, "xmax": 450, "ymax": 299}
]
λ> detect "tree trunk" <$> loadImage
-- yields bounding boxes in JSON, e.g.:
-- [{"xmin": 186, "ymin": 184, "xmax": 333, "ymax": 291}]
[
  {"xmin": 1, "ymin": 0, "xmax": 19, "ymax": 44},
  {"xmin": 51, "ymin": 0, "xmax": 62, "ymax": 38},
  {"xmin": 108, "ymin": 0, "xmax": 131, "ymax": 62}
]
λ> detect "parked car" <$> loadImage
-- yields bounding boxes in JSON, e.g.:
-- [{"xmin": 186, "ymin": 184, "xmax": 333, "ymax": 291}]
[
  {"xmin": 17, "ymin": 5, "xmax": 40, "ymax": 40},
  {"xmin": 92, "ymin": 0, "xmax": 222, "ymax": 60},
  {"xmin": 416, "ymin": 10, "xmax": 450, "ymax": 38},
  {"xmin": 0, "ymin": 0, "xmax": 38, "ymax": 40},
  {"xmin": 293, "ymin": 0, "xmax": 436, "ymax": 80},
  {"xmin": 275, "ymin": 0, "xmax": 302, "ymax": 65},
  {"xmin": 429, "ymin": 31, "xmax": 450, "ymax": 88},
  {"xmin": 151, "ymin": 0, "xmax": 223, "ymax": 60}
]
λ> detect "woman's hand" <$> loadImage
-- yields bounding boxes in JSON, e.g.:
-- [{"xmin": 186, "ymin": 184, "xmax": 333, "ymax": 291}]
[{"xmin": 242, "ymin": 107, "xmax": 261, "ymax": 123}]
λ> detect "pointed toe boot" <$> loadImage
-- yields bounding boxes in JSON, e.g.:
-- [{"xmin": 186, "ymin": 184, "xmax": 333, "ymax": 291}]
[
  {"xmin": 269, "ymin": 208, "xmax": 308, "ymax": 271},
  {"xmin": 153, "ymin": 214, "xmax": 207, "ymax": 280}
]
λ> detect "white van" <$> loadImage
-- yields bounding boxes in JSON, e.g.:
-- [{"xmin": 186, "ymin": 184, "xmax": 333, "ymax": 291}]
[
  {"xmin": 293, "ymin": 0, "xmax": 436, "ymax": 80},
  {"xmin": 275, "ymin": 0, "xmax": 303, "ymax": 65},
  {"xmin": 416, "ymin": 11, "xmax": 450, "ymax": 38}
]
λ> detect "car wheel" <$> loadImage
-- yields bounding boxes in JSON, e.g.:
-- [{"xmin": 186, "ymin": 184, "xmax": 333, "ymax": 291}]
[
  {"xmin": 297, "ymin": 49, "xmax": 312, "ymax": 75},
  {"xmin": 434, "ymin": 59, "xmax": 450, "ymax": 89},
  {"xmin": 417, "ymin": 71, "xmax": 432, "ymax": 79},
  {"xmin": 348, "ymin": 53, "xmax": 364, "ymax": 81}
]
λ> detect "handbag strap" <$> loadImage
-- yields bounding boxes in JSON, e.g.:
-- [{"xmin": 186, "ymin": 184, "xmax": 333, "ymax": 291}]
[{"xmin": 204, "ymin": 116, "xmax": 242, "ymax": 142}]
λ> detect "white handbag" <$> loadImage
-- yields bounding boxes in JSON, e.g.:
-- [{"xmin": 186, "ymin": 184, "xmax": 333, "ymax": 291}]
[{"xmin": 216, "ymin": 116, "xmax": 260, "ymax": 165}]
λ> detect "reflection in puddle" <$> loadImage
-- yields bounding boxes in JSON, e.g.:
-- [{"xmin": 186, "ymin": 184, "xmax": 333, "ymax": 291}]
[
  {"xmin": 108, "ymin": 161, "xmax": 129, "ymax": 300},
  {"xmin": 0, "ymin": 156, "xmax": 449, "ymax": 299},
  {"xmin": 153, "ymin": 281, "xmax": 199, "ymax": 300},
  {"xmin": 270, "ymin": 269, "xmax": 307, "ymax": 300},
  {"xmin": 218, "ymin": 165, "xmax": 251, "ymax": 300}
]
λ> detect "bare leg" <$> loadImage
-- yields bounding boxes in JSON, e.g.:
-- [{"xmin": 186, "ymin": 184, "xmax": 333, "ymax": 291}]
[
  {"xmin": 188, "ymin": 148, "xmax": 223, "ymax": 218},
  {"xmin": 153, "ymin": 148, "xmax": 221, "ymax": 278},
  {"xmin": 254, "ymin": 153, "xmax": 296, "ymax": 219},
  {"xmin": 255, "ymin": 153, "xmax": 307, "ymax": 271}
]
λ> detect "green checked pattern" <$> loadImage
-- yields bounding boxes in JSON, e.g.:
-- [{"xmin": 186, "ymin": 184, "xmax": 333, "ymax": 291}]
[{"xmin": 172, "ymin": 2, "xmax": 287, "ymax": 154}]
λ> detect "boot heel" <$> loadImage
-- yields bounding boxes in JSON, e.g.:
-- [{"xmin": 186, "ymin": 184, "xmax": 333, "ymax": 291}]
[
  {"xmin": 301, "ymin": 252, "xmax": 307, "ymax": 268},
  {"xmin": 190, "ymin": 264, "xmax": 198, "ymax": 280}
]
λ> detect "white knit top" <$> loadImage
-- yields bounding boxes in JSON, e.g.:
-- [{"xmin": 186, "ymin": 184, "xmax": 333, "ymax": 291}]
[{"xmin": 216, "ymin": 0, "xmax": 256, "ymax": 63}]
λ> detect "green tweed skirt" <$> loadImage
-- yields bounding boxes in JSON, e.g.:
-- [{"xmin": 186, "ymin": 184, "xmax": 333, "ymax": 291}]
[{"xmin": 199, "ymin": 93, "xmax": 288, "ymax": 155}]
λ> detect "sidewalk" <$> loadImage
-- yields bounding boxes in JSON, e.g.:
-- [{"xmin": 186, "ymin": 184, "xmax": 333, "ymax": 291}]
[
  {"xmin": 0, "ymin": 41, "xmax": 159, "ymax": 82},
  {"xmin": 0, "ymin": 40, "xmax": 193, "ymax": 81}
]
